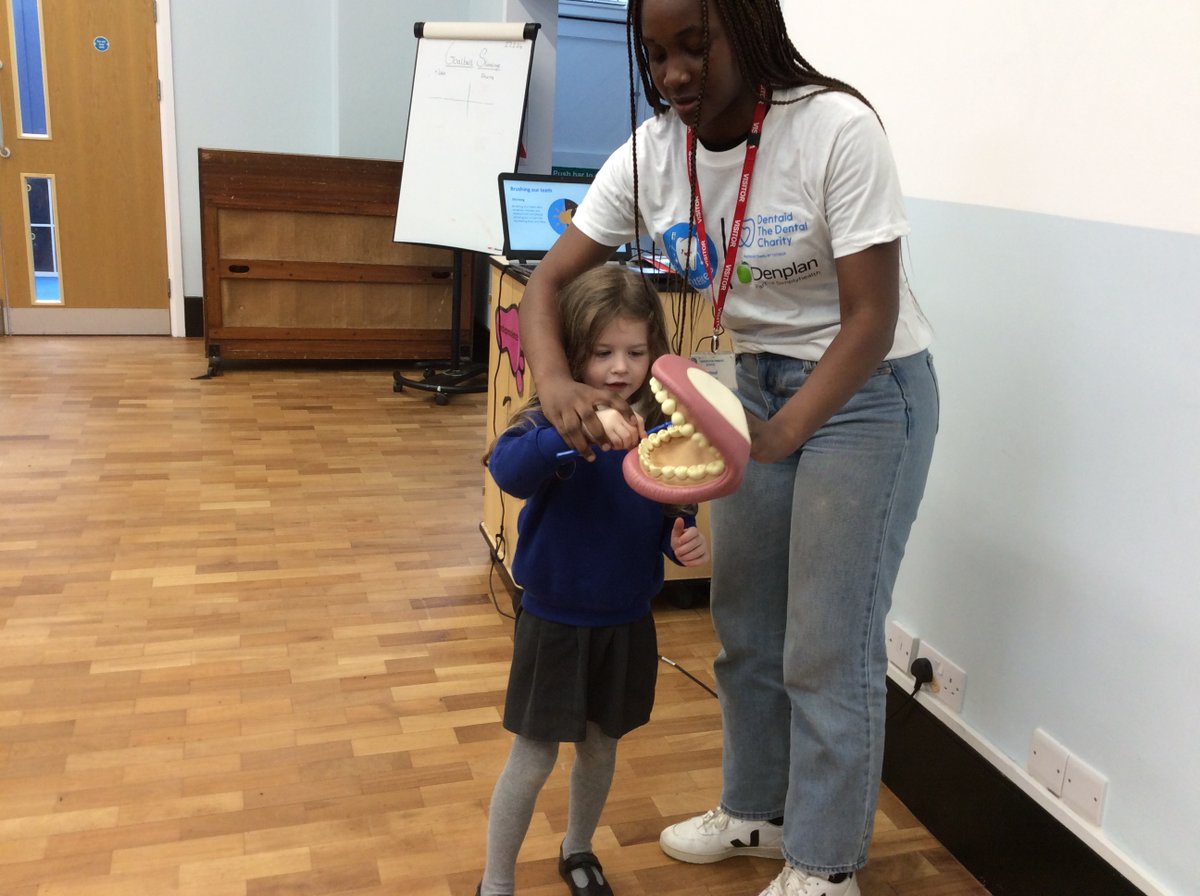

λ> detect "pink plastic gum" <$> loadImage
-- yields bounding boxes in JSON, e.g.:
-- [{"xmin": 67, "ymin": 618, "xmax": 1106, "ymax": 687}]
[{"xmin": 622, "ymin": 354, "xmax": 750, "ymax": 503}]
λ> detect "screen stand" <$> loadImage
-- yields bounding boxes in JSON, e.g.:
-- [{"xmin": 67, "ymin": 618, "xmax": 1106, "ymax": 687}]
[{"xmin": 393, "ymin": 250, "xmax": 486, "ymax": 405}]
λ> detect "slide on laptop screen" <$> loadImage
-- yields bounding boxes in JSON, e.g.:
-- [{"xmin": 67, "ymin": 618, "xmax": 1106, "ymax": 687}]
[{"xmin": 498, "ymin": 172, "xmax": 630, "ymax": 272}]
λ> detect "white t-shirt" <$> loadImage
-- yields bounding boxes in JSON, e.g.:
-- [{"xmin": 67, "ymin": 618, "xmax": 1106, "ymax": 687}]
[{"xmin": 572, "ymin": 87, "xmax": 932, "ymax": 361}]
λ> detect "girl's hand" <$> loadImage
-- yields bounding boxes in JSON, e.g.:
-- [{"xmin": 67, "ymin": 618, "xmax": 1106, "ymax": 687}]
[
  {"xmin": 538, "ymin": 375, "xmax": 633, "ymax": 461},
  {"xmin": 671, "ymin": 517, "xmax": 709, "ymax": 567},
  {"xmin": 595, "ymin": 407, "xmax": 645, "ymax": 451}
]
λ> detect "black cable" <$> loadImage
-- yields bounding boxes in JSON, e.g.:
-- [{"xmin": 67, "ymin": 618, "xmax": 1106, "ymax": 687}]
[
  {"xmin": 485, "ymin": 549, "xmax": 517, "ymax": 622},
  {"xmin": 887, "ymin": 656, "xmax": 934, "ymax": 723},
  {"xmin": 659, "ymin": 654, "xmax": 718, "ymax": 698}
]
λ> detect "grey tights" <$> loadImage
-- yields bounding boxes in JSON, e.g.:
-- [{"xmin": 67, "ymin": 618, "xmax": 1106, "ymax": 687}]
[{"xmin": 480, "ymin": 722, "xmax": 618, "ymax": 896}]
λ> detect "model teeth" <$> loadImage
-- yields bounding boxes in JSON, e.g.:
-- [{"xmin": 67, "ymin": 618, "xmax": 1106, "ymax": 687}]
[{"xmin": 638, "ymin": 379, "xmax": 727, "ymax": 485}]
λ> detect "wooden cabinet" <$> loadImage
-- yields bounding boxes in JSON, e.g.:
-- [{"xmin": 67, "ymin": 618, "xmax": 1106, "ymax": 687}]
[
  {"xmin": 199, "ymin": 149, "xmax": 474, "ymax": 370},
  {"xmin": 481, "ymin": 259, "xmax": 712, "ymax": 605}
]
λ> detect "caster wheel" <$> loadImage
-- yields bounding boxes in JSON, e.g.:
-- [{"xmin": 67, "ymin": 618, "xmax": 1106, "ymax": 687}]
[{"xmin": 434, "ymin": 392, "xmax": 449, "ymax": 406}]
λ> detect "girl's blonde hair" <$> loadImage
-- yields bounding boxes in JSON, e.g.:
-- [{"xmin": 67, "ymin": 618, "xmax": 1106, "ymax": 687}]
[{"xmin": 486, "ymin": 265, "xmax": 670, "ymax": 460}]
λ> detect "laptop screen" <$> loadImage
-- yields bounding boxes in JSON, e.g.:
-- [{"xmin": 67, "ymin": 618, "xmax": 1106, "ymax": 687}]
[{"xmin": 498, "ymin": 172, "xmax": 632, "ymax": 264}]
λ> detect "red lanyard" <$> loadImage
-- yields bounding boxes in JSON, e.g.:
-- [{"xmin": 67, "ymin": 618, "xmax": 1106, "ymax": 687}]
[{"xmin": 686, "ymin": 87, "xmax": 769, "ymax": 346}]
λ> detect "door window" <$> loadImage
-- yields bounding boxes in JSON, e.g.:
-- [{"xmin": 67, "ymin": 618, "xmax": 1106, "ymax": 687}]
[
  {"xmin": 25, "ymin": 175, "xmax": 61, "ymax": 302},
  {"xmin": 11, "ymin": 0, "xmax": 49, "ymax": 137}
]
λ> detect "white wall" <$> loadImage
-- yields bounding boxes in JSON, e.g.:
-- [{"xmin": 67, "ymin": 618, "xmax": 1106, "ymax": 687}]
[
  {"xmin": 782, "ymin": 2, "xmax": 1199, "ymax": 893},
  {"xmin": 171, "ymin": 0, "xmax": 554, "ymax": 296},
  {"xmin": 787, "ymin": 1, "xmax": 1200, "ymax": 237},
  {"xmin": 334, "ymin": 0, "xmax": 480, "ymax": 161},
  {"xmin": 170, "ymin": 0, "xmax": 338, "ymax": 297}
]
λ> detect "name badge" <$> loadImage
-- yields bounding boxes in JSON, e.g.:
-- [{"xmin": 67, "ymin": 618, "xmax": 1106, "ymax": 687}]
[{"xmin": 689, "ymin": 351, "xmax": 738, "ymax": 392}]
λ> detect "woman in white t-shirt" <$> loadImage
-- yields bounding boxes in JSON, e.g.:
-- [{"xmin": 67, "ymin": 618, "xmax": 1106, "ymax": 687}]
[{"xmin": 517, "ymin": 3, "xmax": 938, "ymax": 894}]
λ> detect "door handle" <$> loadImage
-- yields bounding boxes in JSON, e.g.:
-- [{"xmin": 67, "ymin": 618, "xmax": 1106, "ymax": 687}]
[{"xmin": 0, "ymin": 60, "xmax": 10, "ymax": 158}]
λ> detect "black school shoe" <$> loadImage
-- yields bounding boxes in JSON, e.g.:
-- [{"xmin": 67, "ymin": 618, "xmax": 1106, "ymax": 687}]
[{"xmin": 558, "ymin": 849, "xmax": 613, "ymax": 896}]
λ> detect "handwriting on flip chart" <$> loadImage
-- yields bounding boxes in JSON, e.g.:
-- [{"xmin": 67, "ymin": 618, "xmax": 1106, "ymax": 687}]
[
  {"xmin": 428, "ymin": 42, "xmax": 528, "ymax": 115},
  {"xmin": 395, "ymin": 31, "xmax": 535, "ymax": 255}
]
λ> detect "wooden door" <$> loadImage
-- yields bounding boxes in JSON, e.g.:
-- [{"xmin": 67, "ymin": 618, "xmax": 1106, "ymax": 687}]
[{"xmin": 0, "ymin": 0, "xmax": 168, "ymax": 334}]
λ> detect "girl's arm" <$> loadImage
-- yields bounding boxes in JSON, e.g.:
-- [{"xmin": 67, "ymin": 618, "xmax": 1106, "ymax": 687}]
[
  {"xmin": 487, "ymin": 424, "xmax": 573, "ymax": 499},
  {"xmin": 519, "ymin": 226, "xmax": 632, "ymax": 461},
  {"xmin": 747, "ymin": 239, "xmax": 900, "ymax": 464}
]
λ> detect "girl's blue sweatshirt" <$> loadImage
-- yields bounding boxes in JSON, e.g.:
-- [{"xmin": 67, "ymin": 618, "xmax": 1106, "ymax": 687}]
[{"xmin": 488, "ymin": 415, "xmax": 693, "ymax": 627}]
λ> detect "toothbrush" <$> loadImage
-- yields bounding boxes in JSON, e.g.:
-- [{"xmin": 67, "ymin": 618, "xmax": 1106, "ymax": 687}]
[{"xmin": 556, "ymin": 421, "xmax": 670, "ymax": 460}]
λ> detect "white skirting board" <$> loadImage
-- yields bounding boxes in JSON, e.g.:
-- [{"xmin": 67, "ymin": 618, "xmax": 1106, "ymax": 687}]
[{"xmin": 886, "ymin": 665, "xmax": 1168, "ymax": 896}]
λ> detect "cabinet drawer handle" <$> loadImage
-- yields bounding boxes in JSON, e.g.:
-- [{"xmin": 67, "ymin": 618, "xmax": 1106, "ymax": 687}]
[{"xmin": 228, "ymin": 264, "xmax": 250, "ymax": 273}]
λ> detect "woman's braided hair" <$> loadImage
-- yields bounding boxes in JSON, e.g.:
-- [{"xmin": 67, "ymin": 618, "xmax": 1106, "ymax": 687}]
[
  {"xmin": 623, "ymin": 0, "xmax": 876, "ymax": 335},
  {"xmin": 627, "ymin": 0, "xmax": 873, "ymax": 114}
]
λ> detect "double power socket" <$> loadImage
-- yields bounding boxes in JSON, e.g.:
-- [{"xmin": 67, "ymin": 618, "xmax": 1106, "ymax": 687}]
[
  {"xmin": 886, "ymin": 620, "xmax": 1107, "ymax": 826},
  {"xmin": 885, "ymin": 620, "xmax": 967, "ymax": 713},
  {"xmin": 1028, "ymin": 728, "xmax": 1109, "ymax": 826}
]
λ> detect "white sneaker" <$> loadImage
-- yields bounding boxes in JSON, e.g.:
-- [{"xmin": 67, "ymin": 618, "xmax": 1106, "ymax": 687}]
[
  {"xmin": 659, "ymin": 807, "xmax": 783, "ymax": 863},
  {"xmin": 759, "ymin": 865, "xmax": 860, "ymax": 896}
]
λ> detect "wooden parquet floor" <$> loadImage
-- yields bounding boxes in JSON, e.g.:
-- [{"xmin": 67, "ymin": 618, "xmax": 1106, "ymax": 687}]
[{"xmin": 0, "ymin": 337, "xmax": 987, "ymax": 896}]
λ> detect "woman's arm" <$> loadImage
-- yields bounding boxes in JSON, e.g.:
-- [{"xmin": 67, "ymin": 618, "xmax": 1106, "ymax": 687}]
[
  {"xmin": 747, "ymin": 239, "xmax": 901, "ymax": 464},
  {"xmin": 519, "ymin": 226, "xmax": 628, "ymax": 460}
]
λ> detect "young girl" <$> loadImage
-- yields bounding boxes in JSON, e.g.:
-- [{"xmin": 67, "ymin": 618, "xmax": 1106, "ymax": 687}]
[
  {"xmin": 479, "ymin": 265, "xmax": 709, "ymax": 896},
  {"xmin": 516, "ymin": 2, "xmax": 938, "ymax": 895}
]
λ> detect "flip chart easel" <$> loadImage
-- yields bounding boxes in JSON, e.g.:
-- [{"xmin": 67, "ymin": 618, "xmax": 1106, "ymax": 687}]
[{"xmin": 393, "ymin": 21, "xmax": 539, "ymax": 403}]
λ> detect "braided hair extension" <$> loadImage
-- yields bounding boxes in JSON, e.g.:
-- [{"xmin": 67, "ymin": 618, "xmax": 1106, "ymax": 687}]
[
  {"xmin": 624, "ymin": 0, "xmax": 885, "ymax": 351},
  {"xmin": 627, "ymin": 10, "xmax": 689, "ymax": 355},
  {"xmin": 706, "ymin": 2, "xmax": 912, "ymax": 310},
  {"xmin": 721, "ymin": 0, "xmax": 874, "ymax": 112},
  {"xmin": 630, "ymin": 0, "xmax": 875, "ymax": 116},
  {"xmin": 626, "ymin": 0, "xmax": 713, "ymax": 352}
]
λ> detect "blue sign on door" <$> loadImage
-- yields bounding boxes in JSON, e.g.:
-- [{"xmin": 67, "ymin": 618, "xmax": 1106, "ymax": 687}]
[{"xmin": 93, "ymin": 36, "xmax": 109, "ymax": 52}]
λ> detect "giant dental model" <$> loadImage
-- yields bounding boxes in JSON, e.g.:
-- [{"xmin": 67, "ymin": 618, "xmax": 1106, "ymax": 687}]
[{"xmin": 622, "ymin": 355, "xmax": 751, "ymax": 503}]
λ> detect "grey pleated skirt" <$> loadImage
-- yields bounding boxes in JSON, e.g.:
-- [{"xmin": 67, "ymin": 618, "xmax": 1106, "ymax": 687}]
[{"xmin": 502, "ymin": 609, "xmax": 658, "ymax": 742}]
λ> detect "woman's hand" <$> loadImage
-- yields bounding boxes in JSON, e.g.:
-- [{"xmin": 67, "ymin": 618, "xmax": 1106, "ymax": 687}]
[
  {"xmin": 671, "ymin": 517, "xmax": 709, "ymax": 567},
  {"xmin": 538, "ymin": 376, "xmax": 634, "ymax": 459},
  {"xmin": 739, "ymin": 241, "xmax": 903, "ymax": 465},
  {"xmin": 517, "ymin": 228, "xmax": 629, "ymax": 460},
  {"xmin": 595, "ymin": 407, "xmax": 645, "ymax": 451},
  {"xmin": 746, "ymin": 412, "xmax": 803, "ymax": 465}
]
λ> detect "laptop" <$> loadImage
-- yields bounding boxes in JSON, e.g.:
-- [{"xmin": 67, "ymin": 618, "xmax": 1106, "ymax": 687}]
[{"xmin": 497, "ymin": 172, "xmax": 631, "ymax": 273}]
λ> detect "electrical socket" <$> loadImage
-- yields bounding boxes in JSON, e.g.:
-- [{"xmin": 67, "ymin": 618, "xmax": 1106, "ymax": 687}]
[
  {"xmin": 885, "ymin": 620, "xmax": 917, "ymax": 673},
  {"xmin": 1028, "ymin": 728, "xmax": 1069, "ymax": 796},
  {"xmin": 913, "ymin": 641, "xmax": 966, "ymax": 712},
  {"xmin": 1062, "ymin": 754, "xmax": 1108, "ymax": 826}
]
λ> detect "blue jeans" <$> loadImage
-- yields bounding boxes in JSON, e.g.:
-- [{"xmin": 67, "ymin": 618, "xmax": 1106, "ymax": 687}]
[{"xmin": 710, "ymin": 350, "xmax": 938, "ymax": 876}]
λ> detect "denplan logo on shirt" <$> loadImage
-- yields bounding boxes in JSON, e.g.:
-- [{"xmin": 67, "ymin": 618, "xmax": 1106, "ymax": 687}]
[{"xmin": 739, "ymin": 257, "xmax": 821, "ymax": 285}]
